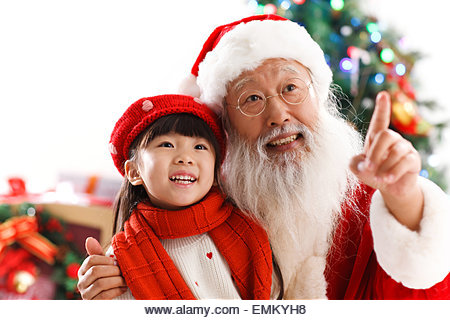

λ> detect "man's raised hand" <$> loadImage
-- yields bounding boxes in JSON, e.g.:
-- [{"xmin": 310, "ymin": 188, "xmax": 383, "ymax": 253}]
[
  {"xmin": 350, "ymin": 91, "xmax": 421, "ymax": 195},
  {"xmin": 350, "ymin": 91, "xmax": 423, "ymax": 230}
]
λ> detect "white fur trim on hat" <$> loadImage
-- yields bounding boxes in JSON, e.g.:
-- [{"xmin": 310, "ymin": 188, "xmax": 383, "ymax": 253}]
[
  {"xmin": 196, "ymin": 19, "xmax": 333, "ymax": 113},
  {"xmin": 370, "ymin": 176, "xmax": 450, "ymax": 289}
]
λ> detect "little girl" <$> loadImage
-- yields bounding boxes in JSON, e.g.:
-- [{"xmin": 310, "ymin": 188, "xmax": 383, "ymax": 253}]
[{"xmin": 107, "ymin": 94, "xmax": 273, "ymax": 300}]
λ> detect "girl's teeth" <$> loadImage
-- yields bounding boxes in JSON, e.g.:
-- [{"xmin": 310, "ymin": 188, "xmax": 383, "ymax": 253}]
[
  {"xmin": 268, "ymin": 134, "xmax": 298, "ymax": 146},
  {"xmin": 170, "ymin": 175, "xmax": 196, "ymax": 182},
  {"xmin": 176, "ymin": 180, "xmax": 191, "ymax": 184}
]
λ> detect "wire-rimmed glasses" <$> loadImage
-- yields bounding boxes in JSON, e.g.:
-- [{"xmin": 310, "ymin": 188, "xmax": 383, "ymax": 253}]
[{"xmin": 230, "ymin": 77, "xmax": 313, "ymax": 117}]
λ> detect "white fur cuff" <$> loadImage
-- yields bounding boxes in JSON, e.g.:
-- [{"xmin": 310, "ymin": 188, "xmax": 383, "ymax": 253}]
[{"xmin": 370, "ymin": 176, "xmax": 450, "ymax": 289}]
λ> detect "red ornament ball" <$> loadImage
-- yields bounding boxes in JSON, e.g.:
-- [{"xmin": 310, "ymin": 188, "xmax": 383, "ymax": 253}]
[{"xmin": 66, "ymin": 263, "xmax": 81, "ymax": 279}]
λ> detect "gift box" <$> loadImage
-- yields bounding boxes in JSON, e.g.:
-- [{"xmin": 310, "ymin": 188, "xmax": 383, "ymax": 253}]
[{"xmin": 0, "ymin": 177, "xmax": 116, "ymax": 299}]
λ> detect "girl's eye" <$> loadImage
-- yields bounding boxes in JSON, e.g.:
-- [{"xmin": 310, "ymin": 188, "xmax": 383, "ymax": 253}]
[
  {"xmin": 195, "ymin": 144, "xmax": 207, "ymax": 150},
  {"xmin": 159, "ymin": 142, "xmax": 174, "ymax": 148}
]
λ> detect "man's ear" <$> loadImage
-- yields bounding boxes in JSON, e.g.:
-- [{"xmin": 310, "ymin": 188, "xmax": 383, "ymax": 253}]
[{"xmin": 124, "ymin": 160, "xmax": 143, "ymax": 186}]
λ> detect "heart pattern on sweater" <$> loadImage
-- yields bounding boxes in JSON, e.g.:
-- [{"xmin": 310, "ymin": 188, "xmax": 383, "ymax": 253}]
[{"xmin": 206, "ymin": 252, "xmax": 213, "ymax": 259}]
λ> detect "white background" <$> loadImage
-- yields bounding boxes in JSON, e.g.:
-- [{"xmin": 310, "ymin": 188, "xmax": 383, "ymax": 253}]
[{"xmin": 1, "ymin": 0, "xmax": 449, "ymax": 194}]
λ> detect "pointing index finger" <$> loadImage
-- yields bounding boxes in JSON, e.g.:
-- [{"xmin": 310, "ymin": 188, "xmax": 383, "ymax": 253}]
[{"xmin": 365, "ymin": 91, "xmax": 392, "ymax": 151}]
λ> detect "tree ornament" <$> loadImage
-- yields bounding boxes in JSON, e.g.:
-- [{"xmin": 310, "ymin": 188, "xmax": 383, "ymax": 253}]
[
  {"xmin": 391, "ymin": 91, "xmax": 431, "ymax": 136},
  {"xmin": 66, "ymin": 263, "xmax": 80, "ymax": 279},
  {"xmin": 2, "ymin": 249, "xmax": 37, "ymax": 294},
  {"xmin": 10, "ymin": 265, "xmax": 36, "ymax": 294}
]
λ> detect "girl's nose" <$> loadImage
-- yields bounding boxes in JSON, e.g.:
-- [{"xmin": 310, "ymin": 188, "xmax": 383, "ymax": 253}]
[
  {"xmin": 177, "ymin": 159, "xmax": 193, "ymax": 164},
  {"xmin": 175, "ymin": 152, "xmax": 194, "ymax": 165}
]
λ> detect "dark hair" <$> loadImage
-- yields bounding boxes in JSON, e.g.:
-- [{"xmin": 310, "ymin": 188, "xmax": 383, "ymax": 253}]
[{"xmin": 112, "ymin": 113, "xmax": 222, "ymax": 234}]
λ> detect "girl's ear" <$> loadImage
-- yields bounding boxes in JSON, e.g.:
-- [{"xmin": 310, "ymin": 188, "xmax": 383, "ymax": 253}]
[{"xmin": 124, "ymin": 160, "xmax": 143, "ymax": 186}]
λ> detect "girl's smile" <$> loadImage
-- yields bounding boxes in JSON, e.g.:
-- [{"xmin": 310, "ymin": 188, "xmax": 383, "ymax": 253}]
[{"xmin": 169, "ymin": 170, "xmax": 198, "ymax": 186}]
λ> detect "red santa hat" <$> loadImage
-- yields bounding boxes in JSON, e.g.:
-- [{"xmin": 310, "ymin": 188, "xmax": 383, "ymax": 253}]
[
  {"xmin": 179, "ymin": 14, "xmax": 333, "ymax": 114},
  {"xmin": 109, "ymin": 94, "xmax": 225, "ymax": 176}
]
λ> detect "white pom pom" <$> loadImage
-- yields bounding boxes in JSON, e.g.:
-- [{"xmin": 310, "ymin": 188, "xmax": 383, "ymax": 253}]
[
  {"xmin": 179, "ymin": 73, "xmax": 223, "ymax": 115},
  {"xmin": 178, "ymin": 73, "xmax": 201, "ymax": 98}
]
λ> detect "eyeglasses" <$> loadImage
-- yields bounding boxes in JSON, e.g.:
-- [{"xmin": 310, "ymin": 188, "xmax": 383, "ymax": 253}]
[{"xmin": 229, "ymin": 77, "xmax": 313, "ymax": 117}]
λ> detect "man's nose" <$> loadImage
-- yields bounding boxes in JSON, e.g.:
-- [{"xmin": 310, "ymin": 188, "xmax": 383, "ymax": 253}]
[{"xmin": 265, "ymin": 95, "xmax": 291, "ymax": 127}]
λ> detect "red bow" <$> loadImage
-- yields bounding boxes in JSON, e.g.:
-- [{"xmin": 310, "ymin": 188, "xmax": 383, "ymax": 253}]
[{"xmin": 0, "ymin": 216, "xmax": 58, "ymax": 264}]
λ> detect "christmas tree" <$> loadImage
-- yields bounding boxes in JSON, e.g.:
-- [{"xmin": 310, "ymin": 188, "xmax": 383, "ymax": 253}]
[{"xmin": 249, "ymin": 0, "xmax": 447, "ymax": 190}]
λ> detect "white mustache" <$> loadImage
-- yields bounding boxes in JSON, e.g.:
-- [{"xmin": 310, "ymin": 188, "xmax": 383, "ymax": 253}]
[{"xmin": 258, "ymin": 123, "xmax": 314, "ymax": 147}]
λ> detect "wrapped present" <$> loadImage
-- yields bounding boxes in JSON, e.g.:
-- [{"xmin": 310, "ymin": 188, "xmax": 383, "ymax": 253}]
[
  {"xmin": 1, "ymin": 177, "xmax": 114, "ymax": 249},
  {"xmin": 0, "ymin": 178, "xmax": 115, "ymax": 299}
]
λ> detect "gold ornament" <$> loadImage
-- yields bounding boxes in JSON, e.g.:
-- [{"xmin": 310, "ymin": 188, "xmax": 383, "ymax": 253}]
[
  {"xmin": 392, "ymin": 93, "xmax": 416, "ymax": 125},
  {"xmin": 13, "ymin": 270, "xmax": 36, "ymax": 293}
]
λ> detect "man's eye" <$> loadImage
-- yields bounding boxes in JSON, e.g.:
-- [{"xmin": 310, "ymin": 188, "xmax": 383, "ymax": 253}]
[
  {"xmin": 195, "ymin": 144, "xmax": 207, "ymax": 150},
  {"xmin": 159, "ymin": 142, "xmax": 174, "ymax": 148},
  {"xmin": 246, "ymin": 94, "xmax": 262, "ymax": 103},
  {"xmin": 284, "ymin": 84, "xmax": 297, "ymax": 92}
]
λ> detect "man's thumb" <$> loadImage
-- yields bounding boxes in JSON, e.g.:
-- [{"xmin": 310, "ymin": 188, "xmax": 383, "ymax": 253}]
[{"xmin": 85, "ymin": 237, "xmax": 104, "ymax": 256}]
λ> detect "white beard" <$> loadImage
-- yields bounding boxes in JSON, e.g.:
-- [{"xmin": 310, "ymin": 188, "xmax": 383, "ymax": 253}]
[{"xmin": 220, "ymin": 107, "xmax": 363, "ymax": 299}]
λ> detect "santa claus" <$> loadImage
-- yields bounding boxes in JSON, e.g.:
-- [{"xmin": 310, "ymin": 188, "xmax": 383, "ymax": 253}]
[{"xmin": 77, "ymin": 14, "xmax": 450, "ymax": 299}]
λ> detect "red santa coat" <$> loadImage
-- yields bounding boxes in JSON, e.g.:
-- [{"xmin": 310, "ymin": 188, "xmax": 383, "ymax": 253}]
[{"xmin": 326, "ymin": 183, "xmax": 450, "ymax": 299}]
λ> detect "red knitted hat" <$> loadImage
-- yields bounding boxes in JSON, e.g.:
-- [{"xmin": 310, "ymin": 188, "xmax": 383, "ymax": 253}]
[
  {"xmin": 109, "ymin": 94, "xmax": 225, "ymax": 176},
  {"xmin": 179, "ymin": 14, "xmax": 332, "ymax": 114}
]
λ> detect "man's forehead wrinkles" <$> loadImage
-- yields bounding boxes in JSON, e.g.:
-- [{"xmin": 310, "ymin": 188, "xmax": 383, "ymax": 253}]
[
  {"xmin": 231, "ymin": 63, "xmax": 308, "ymax": 93},
  {"xmin": 281, "ymin": 64, "xmax": 313, "ymax": 82}
]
